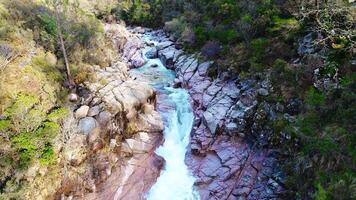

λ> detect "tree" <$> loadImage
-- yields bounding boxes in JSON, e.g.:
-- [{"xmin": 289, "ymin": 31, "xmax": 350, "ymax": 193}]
[{"xmin": 45, "ymin": 0, "xmax": 75, "ymax": 89}]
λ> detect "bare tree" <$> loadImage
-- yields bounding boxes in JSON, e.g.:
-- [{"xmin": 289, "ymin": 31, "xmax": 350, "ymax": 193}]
[{"xmin": 46, "ymin": 0, "xmax": 76, "ymax": 89}]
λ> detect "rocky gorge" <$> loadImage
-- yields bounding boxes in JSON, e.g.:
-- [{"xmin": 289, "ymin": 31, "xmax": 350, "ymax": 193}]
[{"xmin": 59, "ymin": 23, "xmax": 287, "ymax": 200}]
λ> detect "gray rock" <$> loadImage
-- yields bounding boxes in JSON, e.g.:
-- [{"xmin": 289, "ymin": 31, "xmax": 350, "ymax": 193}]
[
  {"xmin": 145, "ymin": 47, "xmax": 158, "ymax": 59},
  {"xmin": 130, "ymin": 51, "xmax": 147, "ymax": 68},
  {"xmin": 203, "ymin": 111, "xmax": 218, "ymax": 134},
  {"xmin": 75, "ymin": 105, "xmax": 90, "ymax": 119},
  {"xmin": 68, "ymin": 93, "xmax": 79, "ymax": 102},
  {"xmin": 150, "ymin": 64, "xmax": 159, "ymax": 68},
  {"xmin": 298, "ymin": 32, "xmax": 323, "ymax": 55},
  {"xmin": 97, "ymin": 111, "xmax": 111, "ymax": 125},
  {"xmin": 133, "ymin": 26, "xmax": 145, "ymax": 34},
  {"xmin": 257, "ymin": 88, "xmax": 269, "ymax": 96},
  {"xmin": 79, "ymin": 117, "xmax": 98, "ymax": 135},
  {"xmin": 156, "ymin": 41, "xmax": 173, "ymax": 50},
  {"xmin": 87, "ymin": 105, "xmax": 101, "ymax": 117}
]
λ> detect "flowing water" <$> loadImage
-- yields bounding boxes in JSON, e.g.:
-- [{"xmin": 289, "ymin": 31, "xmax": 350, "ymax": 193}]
[{"xmin": 130, "ymin": 32, "xmax": 200, "ymax": 200}]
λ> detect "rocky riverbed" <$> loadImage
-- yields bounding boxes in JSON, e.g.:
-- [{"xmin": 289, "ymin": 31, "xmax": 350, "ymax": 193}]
[
  {"xmin": 56, "ymin": 24, "xmax": 286, "ymax": 200},
  {"xmin": 140, "ymin": 29, "xmax": 286, "ymax": 200}
]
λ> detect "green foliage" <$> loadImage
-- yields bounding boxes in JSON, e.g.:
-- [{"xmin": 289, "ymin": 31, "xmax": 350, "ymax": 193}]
[
  {"xmin": 38, "ymin": 13, "xmax": 57, "ymax": 37},
  {"xmin": 164, "ymin": 17, "xmax": 188, "ymax": 38},
  {"xmin": 117, "ymin": 0, "xmax": 163, "ymax": 27},
  {"xmin": 305, "ymin": 87, "xmax": 326, "ymax": 107},
  {"xmin": 11, "ymin": 121, "xmax": 60, "ymax": 169},
  {"xmin": 4, "ymin": 94, "xmax": 39, "ymax": 119},
  {"xmin": 250, "ymin": 37, "xmax": 269, "ymax": 58},
  {"xmin": 315, "ymin": 183, "xmax": 327, "ymax": 200}
]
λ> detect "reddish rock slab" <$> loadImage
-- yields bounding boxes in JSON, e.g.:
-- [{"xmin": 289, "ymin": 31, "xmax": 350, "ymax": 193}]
[{"xmin": 85, "ymin": 132, "xmax": 163, "ymax": 200}]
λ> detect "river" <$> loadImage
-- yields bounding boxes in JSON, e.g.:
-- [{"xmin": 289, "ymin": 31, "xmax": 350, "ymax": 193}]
[{"xmin": 130, "ymin": 31, "xmax": 200, "ymax": 200}]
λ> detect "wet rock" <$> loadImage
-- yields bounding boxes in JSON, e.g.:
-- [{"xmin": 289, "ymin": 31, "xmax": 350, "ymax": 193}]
[
  {"xmin": 130, "ymin": 51, "xmax": 147, "ymax": 68},
  {"xmin": 146, "ymin": 47, "xmax": 158, "ymax": 58},
  {"xmin": 156, "ymin": 41, "xmax": 173, "ymax": 50},
  {"xmin": 79, "ymin": 117, "xmax": 98, "ymax": 135},
  {"xmin": 158, "ymin": 46, "xmax": 180, "ymax": 68},
  {"xmin": 150, "ymin": 63, "xmax": 158, "ymax": 68},
  {"xmin": 75, "ymin": 105, "xmax": 90, "ymax": 119}
]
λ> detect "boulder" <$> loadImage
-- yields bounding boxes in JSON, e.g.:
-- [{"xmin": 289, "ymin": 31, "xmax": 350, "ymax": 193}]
[
  {"xmin": 97, "ymin": 111, "xmax": 111, "ymax": 125},
  {"xmin": 133, "ymin": 26, "xmax": 145, "ymax": 34},
  {"xmin": 87, "ymin": 105, "xmax": 101, "ymax": 117},
  {"xmin": 156, "ymin": 41, "xmax": 173, "ymax": 51},
  {"xmin": 257, "ymin": 88, "xmax": 269, "ymax": 96},
  {"xmin": 79, "ymin": 117, "xmax": 98, "ymax": 135},
  {"xmin": 75, "ymin": 105, "xmax": 89, "ymax": 119},
  {"xmin": 131, "ymin": 51, "xmax": 147, "ymax": 68},
  {"xmin": 145, "ymin": 47, "xmax": 158, "ymax": 59}
]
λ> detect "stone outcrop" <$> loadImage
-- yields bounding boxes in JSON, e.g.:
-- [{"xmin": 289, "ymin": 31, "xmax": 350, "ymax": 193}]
[
  {"xmin": 56, "ymin": 24, "xmax": 164, "ymax": 200},
  {"xmin": 140, "ymin": 30, "xmax": 286, "ymax": 200}
]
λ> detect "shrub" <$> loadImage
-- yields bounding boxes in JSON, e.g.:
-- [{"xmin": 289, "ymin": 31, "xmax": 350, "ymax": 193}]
[
  {"xmin": 250, "ymin": 37, "xmax": 269, "ymax": 60},
  {"xmin": 305, "ymin": 87, "xmax": 326, "ymax": 108},
  {"xmin": 164, "ymin": 17, "xmax": 188, "ymax": 38}
]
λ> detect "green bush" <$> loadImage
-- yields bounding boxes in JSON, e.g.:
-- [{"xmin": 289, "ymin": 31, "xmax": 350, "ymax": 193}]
[
  {"xmin": 250, "ymin": 37, "xmax": 269, "ymax": 59},
  {"xmin": 38, "ymin": 13, "xmax": 57, "ymax": 37},
  {"xmin": 305, "ymin": 87, "xmax": 326, "ymax": 108},
  {"xmin": 164, "ymin": 17, "xmax": 188, "ymax": 38}
]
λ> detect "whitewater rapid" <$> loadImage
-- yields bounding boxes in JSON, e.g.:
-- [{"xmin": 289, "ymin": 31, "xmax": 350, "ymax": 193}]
[{"xmin": 130, "ymin": 32, "xmax": 200, "ymax": 200}]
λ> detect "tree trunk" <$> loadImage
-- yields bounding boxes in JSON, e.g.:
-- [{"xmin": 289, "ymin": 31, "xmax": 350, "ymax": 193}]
[{"xmin": 54, "ymin": 5, "xmax": 75, "ymax": 89}]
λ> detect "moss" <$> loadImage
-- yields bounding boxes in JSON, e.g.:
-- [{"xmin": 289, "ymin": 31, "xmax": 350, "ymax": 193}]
[
  {"xmin": 0, "ymin": 119, "xmax": 11, "ymax": 130},
  {"xmin": 47, "ymin": 107, "xmax": 69, "ymax": 122},
  {"xmin": 10, "ymin": 120, "xmax": 60, "ymax": 169},
  {"xmin": 4, "ymin": 94, "xmax": 39, "ymax": 118},
  {"xmin": 268, "ymin": 16, "xmax": 300, "ymax": 33},
  {"xmin": 39, "ymin": 144, "xmax": 56, "ymax": 165}
]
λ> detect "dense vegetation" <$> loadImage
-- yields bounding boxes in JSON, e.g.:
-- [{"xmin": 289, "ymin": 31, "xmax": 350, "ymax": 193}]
[
  {"xmin": 0, "ymin": 0, "xmax": 119, "ymax": 198},
  {"xmin": 114, "ymin": 0, "xmax": 355, "ymax": 199}
]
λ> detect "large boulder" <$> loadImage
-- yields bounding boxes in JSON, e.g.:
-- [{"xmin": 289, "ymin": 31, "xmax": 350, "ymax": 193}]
[
  {"xmin": 79, "ymin": 117, "xmax": 98, "ymax": 135},
  {"xmin": 145, "ymin": 47, "xmax": 158, "ymax": 59}
]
